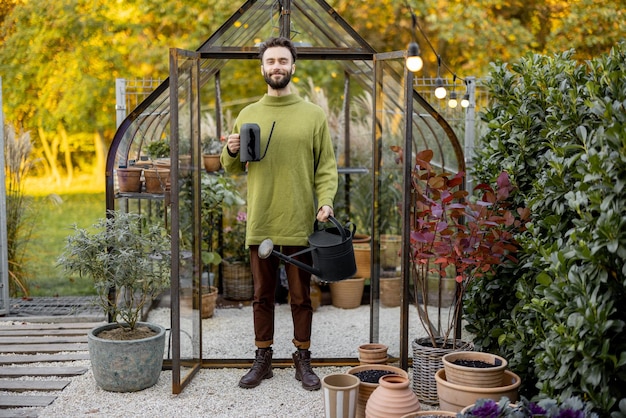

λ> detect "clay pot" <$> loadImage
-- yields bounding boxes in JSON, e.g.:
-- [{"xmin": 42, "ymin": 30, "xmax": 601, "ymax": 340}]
[
  {"xmin": 203, "ymin": 154, "xmax": 221, "ymax": 172},
  {"xmin": 329, "ymin": 277, "xmax": 364, "ymax": 309},
  {"xmin": 352, "ymin": 234, "xmax": 371, "ymax": 279},
  {"xmin": 365, "ymin": 374, "xmax": 421, "ymax": 418},
  {"xmin": 380, "ymin": 234, "xmax": 401, "ymax": 270},
  {"xmin": 435, "ymin": 368, "xmax": 521, "ymax": 412},
  {"xmin": 321, "ymin": 373, "xmax": 360, "ymax": 418},
  {"xmin": 442, "ymin": 351, "xmax": 508, "ymax": 388},
  {"xmin": 144, "ymin": 167, "xmax": 170, "ymax": 194},
  {"xmin": 116, "ymin": 167, "xmax": 143, "ymax": 193},
  {"xmin": 380, "ymin": 276, "xmax": 401, "ymax": 307},
  {"xmin": 358, "ymin": 343, "xmax": 388, "ymax": 365},
  {"xmin": 346, "ymin": 364, "xmax": 408, "ymax": 418}
]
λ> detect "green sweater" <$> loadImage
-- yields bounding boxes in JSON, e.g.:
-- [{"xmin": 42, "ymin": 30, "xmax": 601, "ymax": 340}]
[{"xmin": 221, "ymin": 93, "xmax": 338, "ymax": 246}]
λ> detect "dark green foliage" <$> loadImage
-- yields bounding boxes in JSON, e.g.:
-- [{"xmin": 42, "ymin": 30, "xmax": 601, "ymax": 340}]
[{"xmin": 465, "ymin": 43, "xmax": 626, "ymax": 414}]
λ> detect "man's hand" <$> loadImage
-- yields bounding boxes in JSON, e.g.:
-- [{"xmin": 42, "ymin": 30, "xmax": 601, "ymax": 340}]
[
  {"xmin": 316, "ymin": 205, "xmax": 334, "ymax": 222},
  {"xmin": 226, "ymin": 133, "xmax": 241, "ymax": 154}
]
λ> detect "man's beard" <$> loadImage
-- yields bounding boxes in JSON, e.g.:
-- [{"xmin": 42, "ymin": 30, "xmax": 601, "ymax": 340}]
[{"xmin": 263, "ymin": 70, "xmax": 292, "ymax": 90}]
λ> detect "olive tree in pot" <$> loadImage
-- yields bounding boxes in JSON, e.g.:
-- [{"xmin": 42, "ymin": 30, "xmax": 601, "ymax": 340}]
[
  {"xmin": 393, "ymin": 148, "xmax": 529, "ymax": 404},
  {"xmin": 57, "ymin": 210, "xmax": 171, "ymax": 392}
]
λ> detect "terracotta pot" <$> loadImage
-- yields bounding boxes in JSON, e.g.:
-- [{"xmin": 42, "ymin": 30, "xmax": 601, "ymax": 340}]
[
  {"xmin": 330, "ymin": 277, "xmax": 365, "ymax": 309},
  {"xmin": 321, "ymin": 373, "xmax": 360, "ymax": 418},
  {"xmin": 380, "ymin": 234, "xmax": 401, "ymax": 270},
  {"xmin": 380, "ymin": 276, "xmax": 401, "ymax": 307},
  {"xmin": 442, "ymin": 351, "xmax": 508, "ymax": 388},
  {"xmin": 144, "ymin": 167, "xmax": 170, "ymax": 194},
  {"xmin": 435, "ymin": 368, "xmax": 521, "ymax": 413},
  {"xmin": 203, "ymin": 154, "xmax": 221, "ymax": 172},
  {"xmin": 358, "ymin": 343, "xmax": 388, "ymax": 365},
  {"xmin": 346, "ymin": 364, "xmax": 408, "ymax": 418},
  {"xmin": 353, "ymin": 244, "xmax": 371, "ymax": 279},
  {"xmin": 116, "ymin": 167, "xmax": 143, "ymax": 193},
  {"xmin": 365, "ymin": 374, "xmax": 421, "ymax": 418}
]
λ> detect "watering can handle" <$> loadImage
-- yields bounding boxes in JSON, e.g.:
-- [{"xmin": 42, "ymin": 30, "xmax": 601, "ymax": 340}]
[{"xmin": 315, "ymin": 216, "xmax": 355, "ymax": 241}]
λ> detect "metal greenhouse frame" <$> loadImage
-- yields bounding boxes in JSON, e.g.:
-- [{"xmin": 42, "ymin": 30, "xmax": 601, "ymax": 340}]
[{"xmin": 106, "ymin": 0, "xmax": 463, "ymax": 394}]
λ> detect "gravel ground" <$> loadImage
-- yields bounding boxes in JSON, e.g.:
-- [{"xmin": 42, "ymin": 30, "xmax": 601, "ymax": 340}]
[{"xmin": 6, "ymin": 303, "xmax": 453, "ymax": 417}]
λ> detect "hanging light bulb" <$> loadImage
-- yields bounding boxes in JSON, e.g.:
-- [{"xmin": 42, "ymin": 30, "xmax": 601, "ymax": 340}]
[
  {"xmin": 461, "ymin": 93, "xmax": 470, "ymax": 108},
  {"xmin": 434, "ymin": 77, "xmax": 446, "ymax": 99},
  {"xmin": 448, "ymin": 91, "xmax": 458, "ymax": 108},
  {"xmin": 406, "ymin": 42, "xmax": 423, "ymax": 72}
]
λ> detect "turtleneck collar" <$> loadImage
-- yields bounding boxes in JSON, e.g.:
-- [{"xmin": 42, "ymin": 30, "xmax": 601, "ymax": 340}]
[{"xmin": 260, "ymin": 93, "xmax": 302, "ymax": 106}]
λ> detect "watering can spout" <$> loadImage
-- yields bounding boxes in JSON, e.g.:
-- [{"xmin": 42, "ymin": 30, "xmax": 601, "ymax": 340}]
[{"xmin": 258, "ymin": 238, "xmax": 321, "ymax": 276}]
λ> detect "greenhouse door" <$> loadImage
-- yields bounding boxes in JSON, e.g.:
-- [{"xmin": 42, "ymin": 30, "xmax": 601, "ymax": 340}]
[{"xmin": 169, "ymin": 48, "xmax": 204, "ymax": 393}]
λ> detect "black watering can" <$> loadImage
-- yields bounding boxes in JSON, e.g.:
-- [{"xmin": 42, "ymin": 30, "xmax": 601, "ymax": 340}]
[{"xmin": 258, "ymin": 216, "xmax": 357, "ymax": 282}]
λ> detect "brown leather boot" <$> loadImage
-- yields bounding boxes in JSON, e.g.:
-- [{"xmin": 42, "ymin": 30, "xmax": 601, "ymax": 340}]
[
  {"xmin": 292, "ymin": 349, "xmax": 321, "ymax": 391},
  {"xmin": 239, "ymin": 348, "xmax": 273, "ymax": 389}
]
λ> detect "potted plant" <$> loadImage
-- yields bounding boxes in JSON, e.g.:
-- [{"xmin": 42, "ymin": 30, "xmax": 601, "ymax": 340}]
[
  {"xmin": 202, "ymin": 136, "xmax": 223, "ymax": 172},
  {"xmin": 198, "ymin": 173, "xmax": 244, "ymax": 314},
  {"xmin": 57, "ymin": 210, "xmax": 171, "ymax": 392},
  {"xmin": 221, "ymin": 208, "xmax": 254, "ymax": 300},
  {"xmin": 391, "ymin": 148, "xmax": 529, "ymax": 404}
]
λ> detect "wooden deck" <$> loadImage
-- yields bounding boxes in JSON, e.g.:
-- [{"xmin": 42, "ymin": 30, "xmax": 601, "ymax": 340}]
[{"xmin": 0, "ymin": 322, "xmax": 103, "ymax": 417}]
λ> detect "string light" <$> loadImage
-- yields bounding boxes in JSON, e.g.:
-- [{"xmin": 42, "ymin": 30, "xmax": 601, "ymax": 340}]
[
  {"xmin": 405, "ymin": 1, "xmax": 472, "ymax": 109},
  {"xmin": 434, "ymin": 57, "xmax": 446, "ymax": 99},
  {"xmin": 406, "ymin": 42, "xmax": 423, "ymax": 72},
  {"xmin": 448, "ymin": 75, "xmax": 458, "ymax": 108},
  {"xmin": 460, "ymin": 80, "xmax": 470, "ymax": 108},
  {"xmin": 406, "ymin": 12, "xmax": 423, "ymax": 72}
]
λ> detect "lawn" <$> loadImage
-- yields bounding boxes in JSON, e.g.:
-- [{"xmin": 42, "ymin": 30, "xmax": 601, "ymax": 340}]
[{"xmin": 25, "ymin": 192, "xmax": 105, "ymax": 297}]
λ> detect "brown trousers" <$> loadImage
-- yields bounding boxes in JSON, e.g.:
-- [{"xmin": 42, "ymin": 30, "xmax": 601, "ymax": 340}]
[{"xmin": 249, "ymin": 245, "xmax": 313, "ymax": 350}]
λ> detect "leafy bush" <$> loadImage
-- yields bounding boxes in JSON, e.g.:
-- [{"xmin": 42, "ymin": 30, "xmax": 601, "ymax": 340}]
[{"xmin": 465, "ymin": 43, "xmax": 626, "ymax": 414}]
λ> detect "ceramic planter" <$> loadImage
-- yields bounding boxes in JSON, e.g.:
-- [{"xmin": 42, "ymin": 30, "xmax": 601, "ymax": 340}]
[
  {"xmin": 330, "ymin": 277, "xmax": 365, "ymax": 309},
  {"xmin": 203, "ymin": 154, "xmax": 221, "ymax": 172},
  {"xmin": 380, "ymin": 234, "xmax": 401, "ymax": 270},
  {"xmin": 365, "ymin": 374, "xmax": 421, "ymax": 418},
  {"xmin": 442, "ymin": 351, "xmax": 508, "ymax": 388},
  {"xmin": 321, "ymin": 373, "xmax": 360, "ymax": 418},
  {"xmin": 358, "ymin": 343, "xmax": 388, "ymax": 365},
  {"xmin": 435, "ymin": 368, "xmax": 521, "ymax": 412},
  {"xmin": 346, "ymin": 364, "xmax": 408, "ymax": 418},
  {"xmin": 380, "ymin": 276, "xmax": 401, "ymax": 307},
  {"xmin": 143, "ymin": 167, "xmax": 170, "ymax": 194},
  {"xmin": 116, "ymin": 167, "xmax": 143, "ymax": 193},
  {"xmin": 88, "ymin": 322, "xmax": 165, "ymax": 392}
]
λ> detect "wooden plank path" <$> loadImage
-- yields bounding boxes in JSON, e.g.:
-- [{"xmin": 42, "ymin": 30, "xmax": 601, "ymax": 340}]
[{"xmin": 0, "ymin": 322, "xmax": 103, "ymax": 417}]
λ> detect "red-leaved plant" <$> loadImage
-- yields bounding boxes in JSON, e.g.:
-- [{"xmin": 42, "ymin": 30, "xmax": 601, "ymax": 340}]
[{"xmin": 404, "ymin": 149, "xmax": 529, "ymax": 348}]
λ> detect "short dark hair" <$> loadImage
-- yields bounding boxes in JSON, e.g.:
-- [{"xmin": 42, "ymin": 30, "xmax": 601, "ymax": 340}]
[{"xmin": 258, "ymin": 37, "xmax": 297, "ymax": 63}]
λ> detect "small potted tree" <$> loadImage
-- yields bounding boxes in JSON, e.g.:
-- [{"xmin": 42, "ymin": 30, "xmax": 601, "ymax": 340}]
[
  {"xmin": 392, "ymin": 148, "xmax": 529, "ymax": 404},
  {"xmin": 57, "ymin": 210, "xmax": 171, "ymax": 392}
]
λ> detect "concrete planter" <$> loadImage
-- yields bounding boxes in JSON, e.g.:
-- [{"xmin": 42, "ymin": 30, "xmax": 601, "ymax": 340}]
[{"xmin": 88, "ymin": 322, "xmax": 165, "ymax": 392}]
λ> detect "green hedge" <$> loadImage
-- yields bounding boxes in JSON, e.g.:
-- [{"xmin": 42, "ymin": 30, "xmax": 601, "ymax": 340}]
[{"xmin": 465, "ymin": 43, "xmax": 626, "ymax": 415}]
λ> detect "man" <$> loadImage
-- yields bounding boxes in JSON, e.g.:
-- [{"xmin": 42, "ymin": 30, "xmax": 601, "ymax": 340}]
[{"xmin": 220, "ymin": 36, "xmax": 338, "ymax": 391}]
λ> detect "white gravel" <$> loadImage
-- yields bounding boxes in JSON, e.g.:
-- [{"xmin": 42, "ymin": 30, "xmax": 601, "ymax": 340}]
[{"xmin": 5, "ymin": 303, "xmax": 454, "ymax": 417}]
